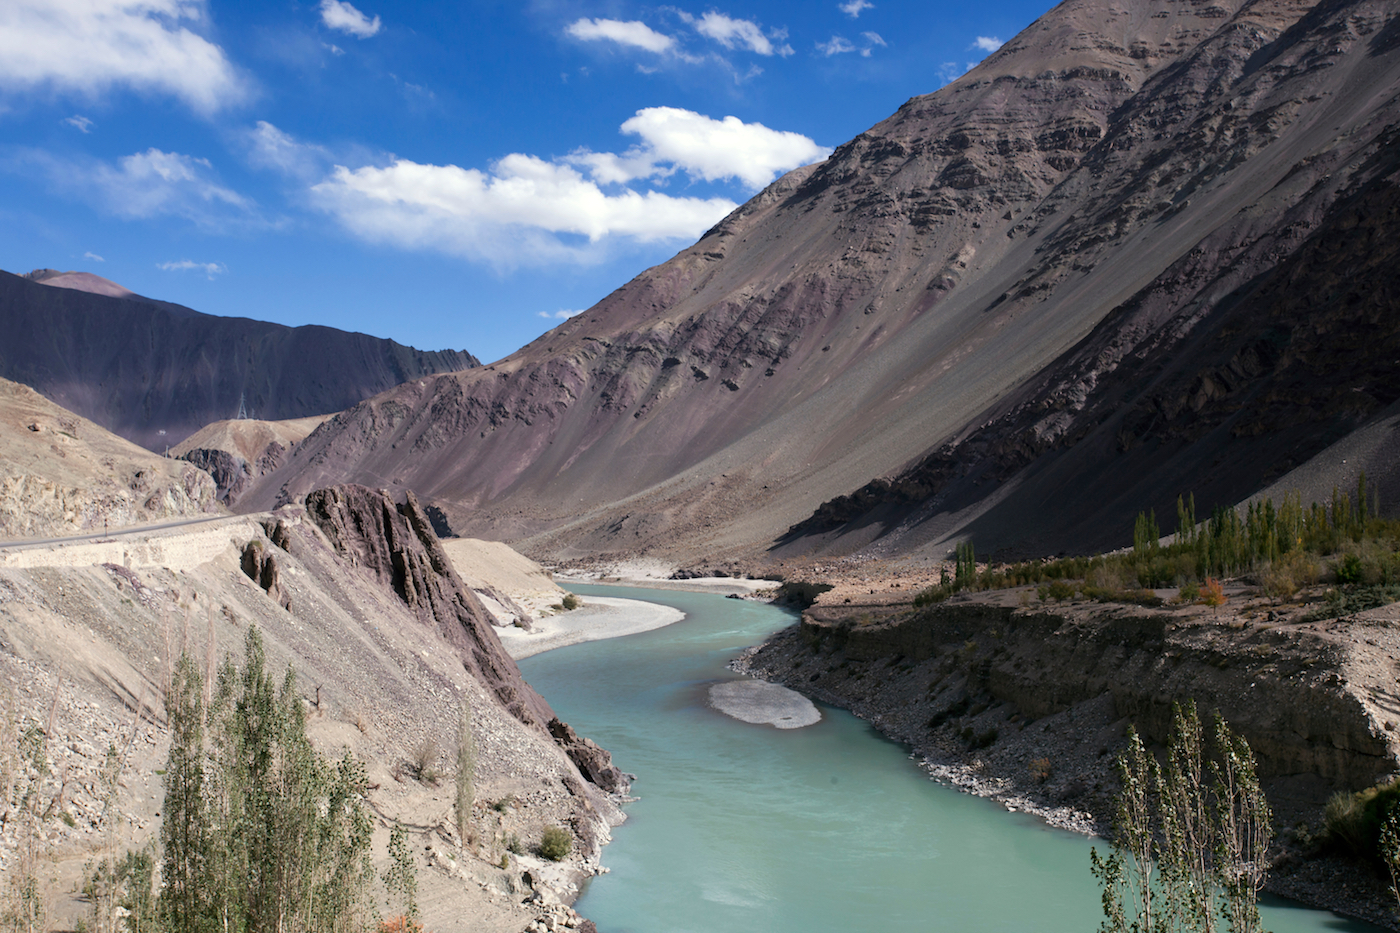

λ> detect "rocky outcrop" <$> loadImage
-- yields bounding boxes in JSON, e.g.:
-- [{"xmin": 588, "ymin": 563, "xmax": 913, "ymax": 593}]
[
  {"xmin": 240, "ymin": 539, "xmax": 291, "ymax": 610},
  {"xmin": 0, "ymin": 377, "xmax": 222, "ymax": 540},
  {"xmin": 0, "ymin": 268, "xmax": 480, "ymax": 451},
  {"xmin": 182, "ymin": 448, "xmax": 254, "ymax": 506},
  {"xmin": 306, "ymin": 484, "xmax": 556, "ymax": 730},
  {"xmin": 547, "ymin": 719, "xmax": 628, "ymax": 794}
]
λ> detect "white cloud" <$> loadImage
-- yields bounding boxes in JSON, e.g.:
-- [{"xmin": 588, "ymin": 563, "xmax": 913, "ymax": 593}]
[
  {"xmin": 83, "ymin": 251, "xmax": 104, "ymax": 262},
  {"xmin": 538, "ymin": 309, "xmax": 583, "ymax": 319},
  {"xmin": 15, "ymin": 146, "xmax": 262, "ymax": 231},
  {"xmin": 973, "ymin": 36, "xmax": 1003, "ymax": 52},
  {"xmin": 570, "ymin": 107, "xmax": 829, "ymax": 191},
  {"xmin": 64, "ymin": 114, "xmax": 93, "ymax": 133},
  {"xmin": 324, "ymin": 42, "xmax": 345, "ymax": 56},
  {"xmin": 817, "ymin": 32, "xmax": 885, "ymax": 57},
  {"xmin": 839, "ymin": 0, "xmax": 873, "ymax": 16},
  {"xmin": 566, "ymin": 18, "xmax": 674, "ymax": 54},
  {"xmin": 312, "ymin": 154, "xmax": 738, "ymax": 266},
  {"xmin": 158, "ymin": 259, "xmax": 226, "ymax": 278},
  {"xmin": 320, "ymin": 0, "xmax": 380, "ymax": 38},
  {"xmin": 245, "ymin": 120, "xmax": 331, "ymax": 181},
  {"xmin": 938, "ymin": 61, "xmax": 966, "ymax": 83},
  {"xmin": 690, "ymin": 12, "xmax": 793, "ymax": 57},
  {"xmin": 816, "ymin": 36, "xmax": 856, "ymax": 56},
  {"xmin": 0, "ymin": 0, "xmax": 244, "ymax": 114}
]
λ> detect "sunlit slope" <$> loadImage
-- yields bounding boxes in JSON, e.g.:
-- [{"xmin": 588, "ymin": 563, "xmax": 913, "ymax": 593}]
[{"xmin": 246, "ymin": 0, "xmax": 1400, "ymax": 563}]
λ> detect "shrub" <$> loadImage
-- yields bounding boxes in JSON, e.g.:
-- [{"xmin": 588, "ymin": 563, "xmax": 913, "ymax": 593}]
[
  {"xmin": 561, "ymin": 593, "xmax": 582, "ymax": 611},
  {"xmin": 410, "ymin": 738, "xmax": 441, "ymax": 785},
  {"xmin": 1324, "ymin": 778, "xmax": 1400, "ymax": 862},
  {"xmin": 1177, "ymin": 579, "xmax": 1200, "ymax": 604},
  {"xmin": 539, "ymin": 826, "xmax": 572, "ymax": 861},
  {"xmin": 1029, "ymin": 758, "xmax": 1052, "ymax": 783}
]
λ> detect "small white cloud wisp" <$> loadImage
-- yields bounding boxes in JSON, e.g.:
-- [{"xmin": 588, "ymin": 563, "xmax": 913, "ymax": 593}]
[
  {"xmin": 688, "ymin": 12, "xmax": 793, "ymax": 57},
  {"xmin": 83, "ymin": 251, "xmax": 105, "ymax": 262},
  {"xmin": 158, "ymin": 259, "xmax": 227, "ymax": 278},
  {"xmin": 569, "ymin": 106, "xmax": 830, "ymax": 190},
  {"xmin": 320, "ymin": 0, "xmax": 381, "ymax": 38},
  {"xmin": 64, "ymin": 115, "xmax": 93, "ymax": 133},
  {"xmin": 839, "ymin": 0, "xmax": 874, "ymax": 16},
  {"xmin": 566, "ymin": 18, "xmax": 674, "ymax": 54},
  {"xmin": 538, "ymin": 309, "xmax": 583, "ymax": 319},
  {"xmin": 974, "ymin": 36, "xmax": 1003, "ymax": 52}
]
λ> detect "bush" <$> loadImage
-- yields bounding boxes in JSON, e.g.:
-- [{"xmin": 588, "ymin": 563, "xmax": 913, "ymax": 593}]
[
  {"xmin": 539, "ymin": 826, "xmax": 572, "ymax": 861},
  {"xmin": 410, "ymin": 738, "xmax": 441, "ymax": 785},
  {"xmin": 561, "ymin": 593, "xmax": 582, "ymax": 611},
  {"xmin": 1325, "ymin": 778, "xmax": 1400, "ymax": 862}
]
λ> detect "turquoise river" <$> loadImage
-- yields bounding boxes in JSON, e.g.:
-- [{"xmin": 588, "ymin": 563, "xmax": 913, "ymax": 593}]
[{"xmin": 518, "ymin": 584, "xmax": 1379, "ymax": 933}]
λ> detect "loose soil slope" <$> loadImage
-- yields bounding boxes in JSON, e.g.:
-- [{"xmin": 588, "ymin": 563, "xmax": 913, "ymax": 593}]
[
  {"xmin": 245, "ymin": 0, "xmax": 1400, "ymax": 568},
  {"xmin": 0, "ymin": 376, "xmax": 221, "ymax": 540}
]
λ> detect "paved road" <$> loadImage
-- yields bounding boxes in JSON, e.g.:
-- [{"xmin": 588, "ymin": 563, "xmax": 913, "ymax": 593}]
[{"xmin": 0, "ymin": 514, "xmax": 239, "ymax": 550}]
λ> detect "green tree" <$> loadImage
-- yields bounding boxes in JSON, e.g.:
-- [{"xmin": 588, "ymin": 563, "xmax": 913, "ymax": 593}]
[
  {"xmin": 159, "ymin": 627, "xmax": 374, "ymax": 933},
  {"xmin": 1091, "ymin": 702, "xmax": 1273, "ymax": 933}
]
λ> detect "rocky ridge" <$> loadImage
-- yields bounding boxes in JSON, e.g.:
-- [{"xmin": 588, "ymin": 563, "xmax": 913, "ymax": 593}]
[
  {"xmin": 0, "ymin": 377, "xmax": 220, "ymax": 540},
  {"xmin": 0, "ymin": 268, "xmax": 479, "ymax": 451}
]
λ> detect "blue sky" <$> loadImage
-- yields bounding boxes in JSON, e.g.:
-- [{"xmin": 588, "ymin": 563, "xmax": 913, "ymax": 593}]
[{"xmin": 0, "ymin": 0, "xmax": 1051, "ymax": 364}]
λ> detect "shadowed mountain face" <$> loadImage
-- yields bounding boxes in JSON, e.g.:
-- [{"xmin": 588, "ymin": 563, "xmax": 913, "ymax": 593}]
[
  {"xmin": 0, "ymin": 269, "xmax": 480, "ymax": 452},
  {"xmin": 245, "ymin": 0, "xmax": 1400, "ymax": 564}
]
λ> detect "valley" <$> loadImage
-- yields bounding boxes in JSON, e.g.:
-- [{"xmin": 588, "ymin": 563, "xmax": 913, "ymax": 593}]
[{"xmin": 4, "ymin": 0, "xmax": 1400, "ymax": 928}]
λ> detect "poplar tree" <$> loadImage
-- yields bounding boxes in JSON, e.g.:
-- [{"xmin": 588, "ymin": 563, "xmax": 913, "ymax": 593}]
[{"xmin": 1091, "ymin": 702, "xmax": 1273, "ymax": 933}]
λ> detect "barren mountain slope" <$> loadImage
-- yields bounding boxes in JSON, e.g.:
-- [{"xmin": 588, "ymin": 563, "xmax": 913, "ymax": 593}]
[
  {"xmin": 786, "ymin": 0, "xmax": 1400, "ymax": 559},
  {"xmin": 172, "ymin": 415, "xmax": 330, "ymax": 506},
  {"xmin": 0, "ymin": 376, "xmax": 220, "ymax": 539},
  {"xmin": 246, "ymin": 0, "xmax": 1400, "ymax": 565},
  {"xmin": 0, "ymin": 269, "xmax": 479, "ymax": 451}
]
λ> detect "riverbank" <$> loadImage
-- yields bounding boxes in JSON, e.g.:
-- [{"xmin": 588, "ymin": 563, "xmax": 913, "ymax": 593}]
[
  {"xmin": 497, "ymin": 595, "xmax": 686, "ymax": 659},
  {"xmin": 735, "ymin": 589, "xmax": 1400, "ymax": 930}
]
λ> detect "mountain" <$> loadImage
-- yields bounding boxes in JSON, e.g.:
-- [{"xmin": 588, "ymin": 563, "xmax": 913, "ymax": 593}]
[
  {"xmin": 0, "ymin": 376, "xmax": 221, "ymax": 540},
  {"xmin": 243, "ymin": 0, "xmax": 1400, "ymax": 565},
  {"xmin": 0, "ymin": 268, "xmax": 480, "ymax": 452}
]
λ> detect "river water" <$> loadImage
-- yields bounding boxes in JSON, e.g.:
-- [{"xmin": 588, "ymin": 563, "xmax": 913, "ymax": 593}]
[{"xmin": 518, "ymin": 584, "xmax": 1379, "ymax": 933}]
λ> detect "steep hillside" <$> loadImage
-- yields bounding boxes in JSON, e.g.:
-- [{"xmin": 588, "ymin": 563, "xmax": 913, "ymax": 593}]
[
  {"xmin": 245, "ymin": 0, "xmax": 1400, "ymax": 566},
  {"xmin": 0, "ymin": 269, "xmax": 479, "ymax": 451},
  {"xmin": 0, "ymin": 400, "xmax": 630, "ymax": 930},
  {"xmin": 171, "ymin": 416, "xmax": 330, "ymax": 507},
  {"xmin": 0, "ymin": 376, "xmax": 220, "ymax": 540}
]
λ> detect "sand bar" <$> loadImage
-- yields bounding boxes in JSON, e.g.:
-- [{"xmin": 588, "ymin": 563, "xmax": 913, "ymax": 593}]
[
  {"xmin": 708, "ymin": 680, "xmax": 822, "ymax": 729},
  {"xmin": 495, "ymin": 595, "xmax": 685, "ymax": 659}
]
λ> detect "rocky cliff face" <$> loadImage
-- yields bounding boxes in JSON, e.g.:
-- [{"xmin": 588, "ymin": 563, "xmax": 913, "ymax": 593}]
[
  {"xmin": 792, "ymin": 600, "xmax": 1395, "ymax": 791},
  {"xmin": 245, "ymin": 0, "xmax": 1400, "ymax": 567},
  {"xmin": 0, "ymin": 269, "xmax": 479, "ymax": 452},
  {"xmin": 303, "ymin": 483, "xmax": 629, "ymax": 791}
]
